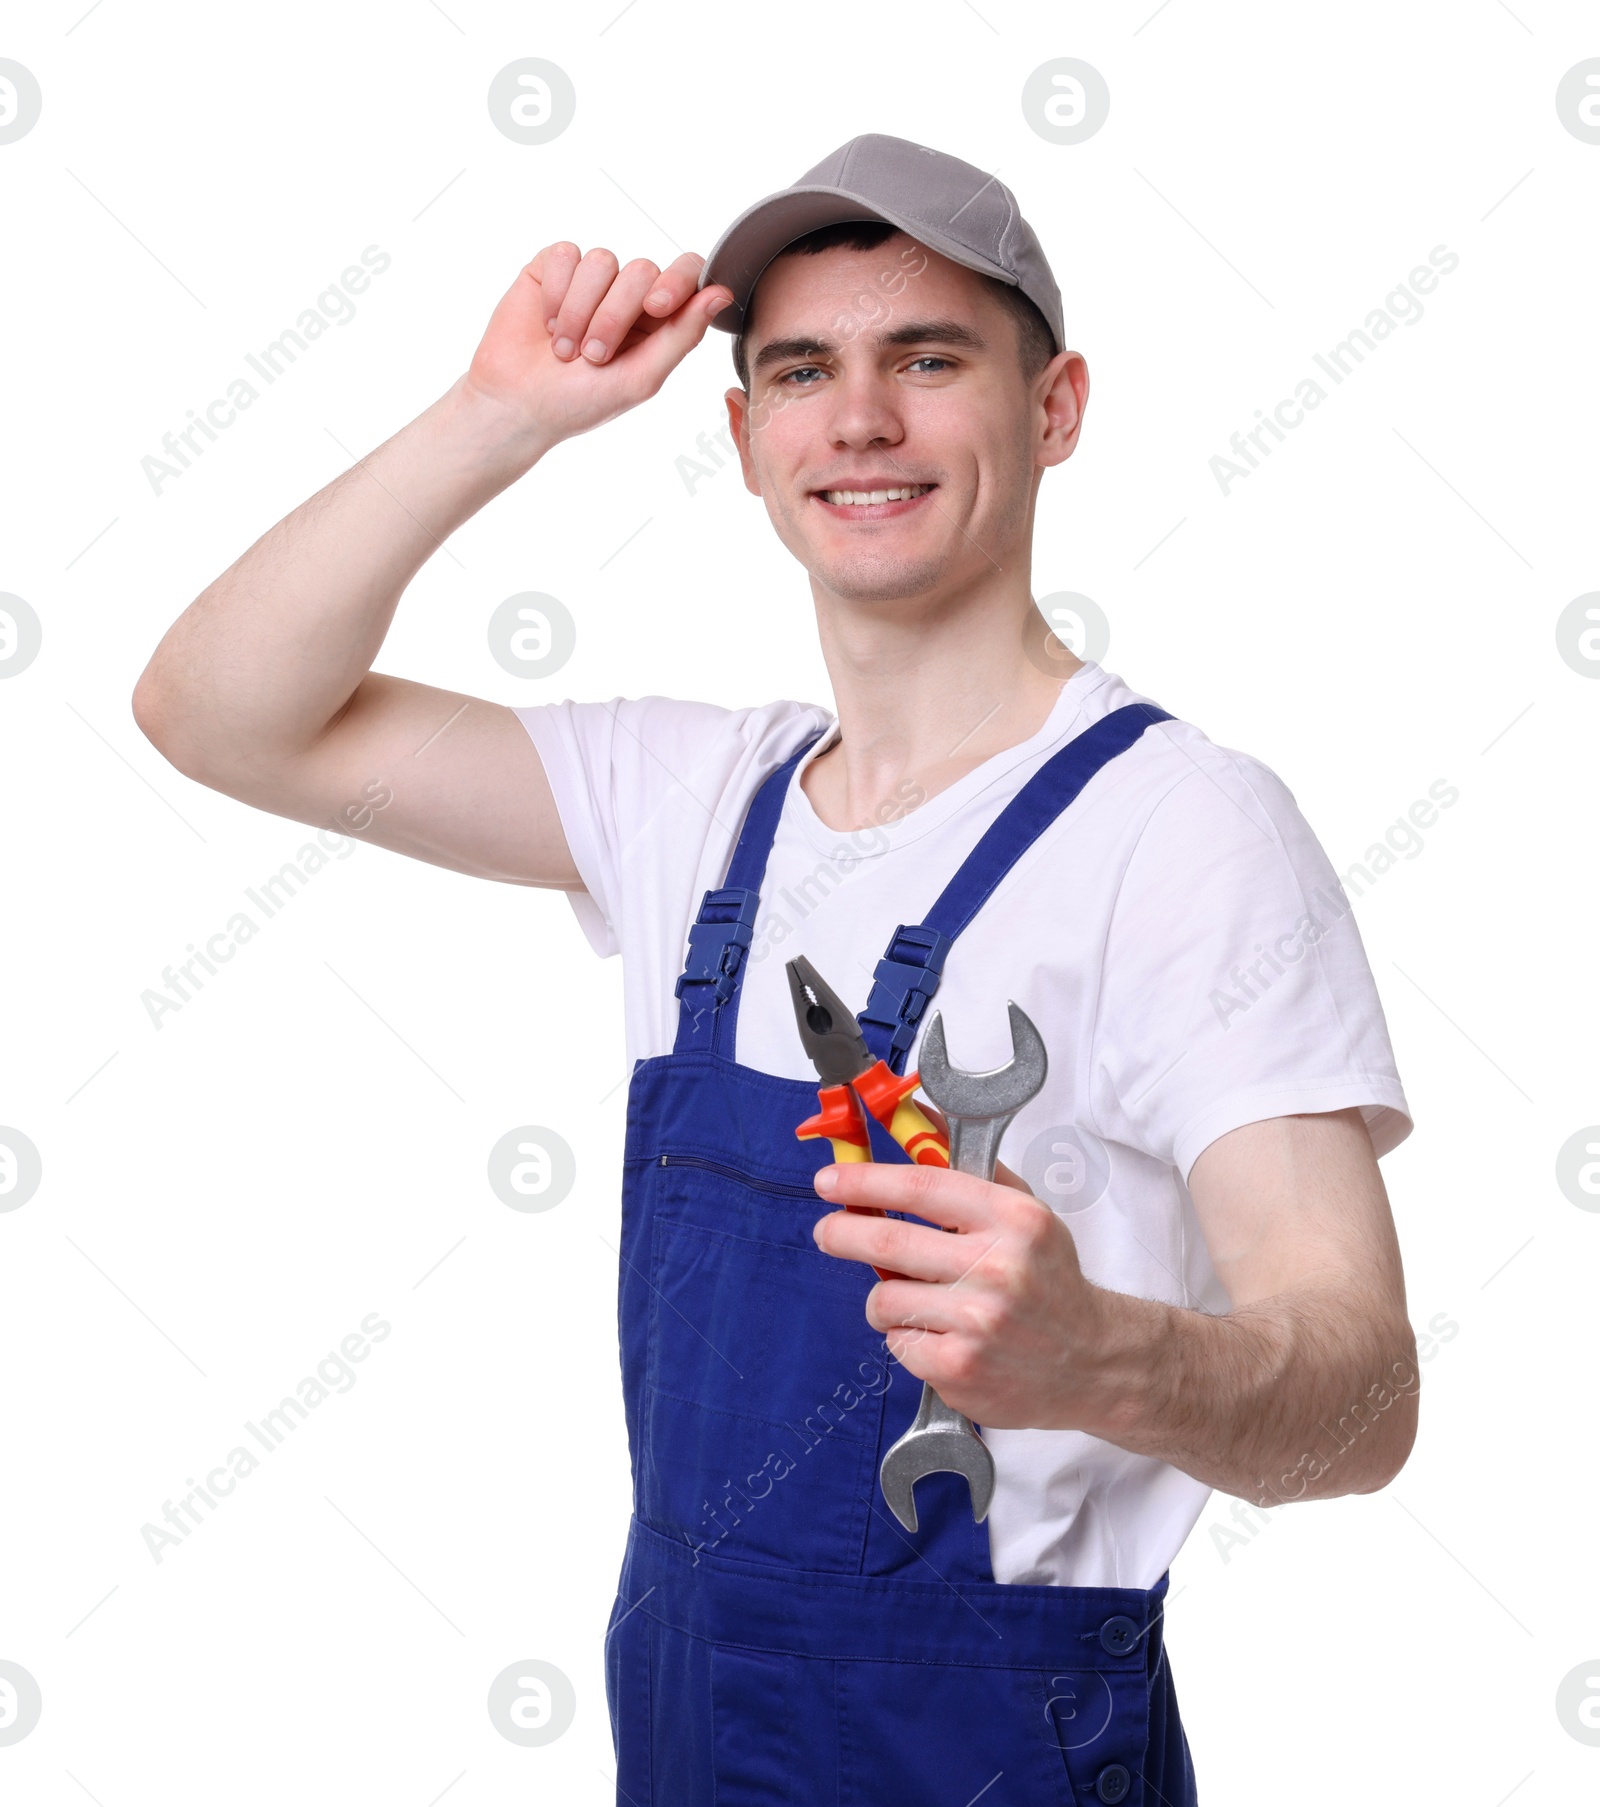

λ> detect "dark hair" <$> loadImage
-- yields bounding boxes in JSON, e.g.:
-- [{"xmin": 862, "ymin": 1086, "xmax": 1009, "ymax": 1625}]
[{"xmin": 732, "ymin": 218, "xmax": 1057, "ymax": 390}]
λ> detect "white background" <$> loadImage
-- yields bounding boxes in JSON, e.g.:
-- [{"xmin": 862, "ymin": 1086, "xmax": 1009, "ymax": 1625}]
[{"xmin": 1, "ymin": 2, "xmax": 1595, "ymax": 1802}]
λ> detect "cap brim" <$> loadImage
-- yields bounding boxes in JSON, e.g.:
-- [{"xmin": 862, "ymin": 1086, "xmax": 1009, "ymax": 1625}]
[{"xmin": 698, "ymin": 184, "xmax": 1019, "ymax": 337}]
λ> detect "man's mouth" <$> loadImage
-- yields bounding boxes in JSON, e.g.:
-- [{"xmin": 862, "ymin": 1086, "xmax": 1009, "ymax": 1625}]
[{"xmin": 811, "ymin": 482, "xmax": 937, "ymax": 517}]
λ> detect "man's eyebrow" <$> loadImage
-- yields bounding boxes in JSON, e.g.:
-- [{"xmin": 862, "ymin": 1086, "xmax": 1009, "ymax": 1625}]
[{"xmin": 750, "ymin": 317, "xmax": 989, "ymax": 377}]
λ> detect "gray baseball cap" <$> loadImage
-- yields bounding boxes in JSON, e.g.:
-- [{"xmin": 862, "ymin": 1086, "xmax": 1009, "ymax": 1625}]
[{"xmin": 698, "ymin": 133, "xmax": 1065, "ymax": 359}]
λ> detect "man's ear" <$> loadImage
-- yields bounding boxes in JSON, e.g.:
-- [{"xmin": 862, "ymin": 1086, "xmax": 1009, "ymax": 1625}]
[
  {"xmin": 725, "ymin": 386, "xmax": 763, "ymax": 496},
  {"xmin": 1037, "ymin": 351, "xmax": 1089, "ymax": 469}
]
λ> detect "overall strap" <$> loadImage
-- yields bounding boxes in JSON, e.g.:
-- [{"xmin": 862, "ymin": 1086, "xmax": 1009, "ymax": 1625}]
[
  {"xmin": 672, "ymin": 730, "xmax": 828, "ymax": 1056},
  {"xmin": 859, "ymin": 702, "xmax": 1176, "ymax": 1072}
]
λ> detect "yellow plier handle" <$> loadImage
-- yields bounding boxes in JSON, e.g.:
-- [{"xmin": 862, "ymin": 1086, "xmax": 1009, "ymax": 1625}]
[{"xmin": 852, "ymin": 1062, "xmax": 950, "ymax": 1167}]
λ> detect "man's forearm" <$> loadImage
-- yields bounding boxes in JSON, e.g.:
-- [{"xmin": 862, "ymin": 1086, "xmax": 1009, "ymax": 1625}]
[
  {"xmin": 1077, "ymin": 1280, "xmax": 1420, "ymax": 1506},
  {"xmin": 133, "ymin": 377, "xmax": 552, "ymax": 775}
]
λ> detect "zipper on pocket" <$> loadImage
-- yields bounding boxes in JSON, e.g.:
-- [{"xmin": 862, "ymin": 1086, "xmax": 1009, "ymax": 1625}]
[{"xmin": 655, "ymin": 1152, "xmax": 819, "ymax": 1199}]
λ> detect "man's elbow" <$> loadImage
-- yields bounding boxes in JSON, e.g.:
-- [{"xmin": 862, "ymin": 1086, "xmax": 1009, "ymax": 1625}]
[
  {"xmin": 131, "ymin": 666, "xmax": 171, "ymax": 753},
  {"xmin": 1293, "ymin": 1319, "xmax": 1420, "ymax": 1500},
  {"xmin": 132, "ymin": 663, "xmax": 220, "ymax": 784},
  {"xmin": 1348, "ymin": 1402, "xmax": 1417, "ymax": 1494},
  {"xmin": 1358, "ymin": 1379, "xmax": 1420, "ymax": 1492},
  {"xmin": 1347, "ymin": 1331, "xmax": 1422, "ymax": 1494}
]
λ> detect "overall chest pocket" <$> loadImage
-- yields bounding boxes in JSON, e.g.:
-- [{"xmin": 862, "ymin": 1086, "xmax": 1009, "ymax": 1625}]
[{"xmin": 640, "ymin": 1156, "xmax": 892, "ymax": 1572}]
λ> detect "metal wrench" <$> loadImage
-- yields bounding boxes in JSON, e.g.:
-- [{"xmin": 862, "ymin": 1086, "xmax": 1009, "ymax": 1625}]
[{"xmin": 877, "ymin": 1002, "xmax": 1049, "ymax": 1532}]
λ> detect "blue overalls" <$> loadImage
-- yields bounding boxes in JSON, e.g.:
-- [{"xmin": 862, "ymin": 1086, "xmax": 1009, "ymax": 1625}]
[{"xmin": 606, "ymin": 703, "xmax": 1200, "ymax": 1805}]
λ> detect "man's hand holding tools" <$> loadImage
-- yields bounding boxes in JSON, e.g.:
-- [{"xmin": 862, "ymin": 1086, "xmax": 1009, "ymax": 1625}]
[
  {"xmin": 811, "ymin": 1121, "xmax": 1124, "ymax": 1438},
  {"xmin": 789, "ymin": 960, "xmax": 1124, "ymax": 1443}
]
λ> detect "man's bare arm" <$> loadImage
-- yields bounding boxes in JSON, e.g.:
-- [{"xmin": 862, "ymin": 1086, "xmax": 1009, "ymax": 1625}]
[
  {"xmin": 132, "ymin": 244, "xmax": 734, "ymax": 886},
  {"xmin": 1098, "ymin": 1106, "xmax": 1418, "ymax": 1503},
  {"xmin": 810, "ymin": 1106, "xmax": 1418, "ymax": 1502}
]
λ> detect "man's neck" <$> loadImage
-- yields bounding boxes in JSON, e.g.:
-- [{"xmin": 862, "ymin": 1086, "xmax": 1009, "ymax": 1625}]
[{"xmin": 800, "ymin": 587, "xmax": 1083, "ymax": 833}]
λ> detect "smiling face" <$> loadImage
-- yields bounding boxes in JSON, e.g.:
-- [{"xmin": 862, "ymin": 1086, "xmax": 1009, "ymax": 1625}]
[{"xmin": 725, "ymin": 230, "xmax": 1083, "ymax": 611}]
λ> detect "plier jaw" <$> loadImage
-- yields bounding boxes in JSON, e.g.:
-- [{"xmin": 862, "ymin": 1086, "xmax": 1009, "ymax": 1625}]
[{"xmin": 787, "ymin": 955, "xmax": 950, "ymax": 1168}]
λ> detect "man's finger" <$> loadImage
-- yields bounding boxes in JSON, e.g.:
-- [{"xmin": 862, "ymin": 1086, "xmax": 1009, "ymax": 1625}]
[
  {"xmin": 642, "ymin": 251, "xmax": 711, "ymax": 317},
  {"xmin": 528, "ymin": 240, "xmax": 582, "ymax": 326},
  {"xmin": 549, "ymin": 246, "xmax": 621, "ymax": 359},
  {"xmin": 578, "ymin": 258, "xmax": 665, "ymax": 363},
  {"xmin": 882, "ymin": 1322, "xmax": 957, "ymax": 1386},
  {"xmin": 813, "ymin": 1207, "xmax": 1000, "ymax": 1283},
  {"xmin": 867, "ymin": 1278, "xmax": 973, "ymax": 1335},
  {"xmin": 815, "ymin": 1160, "xmax": 1006, "ymax": 1231},
  {"xmin": 615, "ymin": 283, "xmax": 733, "ymax": 392}
]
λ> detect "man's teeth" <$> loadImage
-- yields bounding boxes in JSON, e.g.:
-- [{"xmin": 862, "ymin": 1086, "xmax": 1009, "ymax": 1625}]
[{"xmin": 821, "ymin": 484, "xmax": 932, "ymax": 506}]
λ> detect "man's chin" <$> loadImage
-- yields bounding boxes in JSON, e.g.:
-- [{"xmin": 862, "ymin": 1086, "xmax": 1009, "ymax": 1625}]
[{"xmin": 804, "ymin": 552, "xmax": 951, "ymax": 607}]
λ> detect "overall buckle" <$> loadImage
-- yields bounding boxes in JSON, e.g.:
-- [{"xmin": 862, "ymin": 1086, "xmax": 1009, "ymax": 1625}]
[
  {"xmin": 859, "ymin": 923, "xmax": 954, "ymax": 1062},
  {"xmin": 674, "ymin": 887, "xmax": 760, "ymax": 1008}
]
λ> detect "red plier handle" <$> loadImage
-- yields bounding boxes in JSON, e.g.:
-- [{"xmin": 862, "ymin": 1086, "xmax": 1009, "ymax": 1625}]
[
  {"xmin": 795, "ymin": 1083, "xmax": 873, "ymax": 1166},
  {"xmin": 796, "ymin": 1068, "xmax": 950, "ymax": 1282}
]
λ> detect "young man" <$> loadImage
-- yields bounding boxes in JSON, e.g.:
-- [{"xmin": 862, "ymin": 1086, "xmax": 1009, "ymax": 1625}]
[{"xmin": 134, "ymin": 135, "xmax": 1417, "ymax": 1803}]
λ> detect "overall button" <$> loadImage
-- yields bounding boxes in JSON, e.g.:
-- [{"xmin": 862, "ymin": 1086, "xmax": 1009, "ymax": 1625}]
[
  {"xmin": 1095, "ymin": 1763, "xmax": 1132, "ymax": 1803},
  {"xmin": 1098, "ymin": 1614, "xmax": 1139, "ymax": 1655}
]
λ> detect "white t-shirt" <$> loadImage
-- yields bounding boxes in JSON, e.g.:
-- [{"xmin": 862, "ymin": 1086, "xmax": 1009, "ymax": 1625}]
[{"xmin": 514, "ymin": 660, "xmax": 1413, "ymax": 1589}]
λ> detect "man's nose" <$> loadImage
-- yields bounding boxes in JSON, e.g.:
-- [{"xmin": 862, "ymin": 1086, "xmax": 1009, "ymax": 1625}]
[{"xmin": 822, "ymin": 370, "xmax": 905, "ymax": 449}]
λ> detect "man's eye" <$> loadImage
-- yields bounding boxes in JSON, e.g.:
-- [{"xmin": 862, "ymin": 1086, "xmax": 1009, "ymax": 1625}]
[
  {"xmin": 907, "ymin": 356, "xmax": 953, "ymax": 373},
  {"xmin": 778, "ymin": 365, "xmax": 825, "ymax": 386}
]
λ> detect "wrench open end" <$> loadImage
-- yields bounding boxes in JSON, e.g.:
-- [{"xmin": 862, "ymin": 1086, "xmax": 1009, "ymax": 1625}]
[
  {"xmin": 917, "ymin": 1002, "xmax": 1049, "ymax": 1123},
  {"xmin": 879, "ymin": 1391, "xmax": 997, "ymax": 1532}
]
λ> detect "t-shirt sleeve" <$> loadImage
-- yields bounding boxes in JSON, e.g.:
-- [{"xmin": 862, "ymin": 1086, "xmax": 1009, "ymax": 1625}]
[
  {"xmin": 1087, "ymin": 749, "xmax": 1414, "ymax": 1182},
  {"xmin": 511, "ymin": 694, "xmax": 830, "ymax": 960},
  {"xmin": 512, "ymin": 695, "xmax": 746, "ymax": 957}
]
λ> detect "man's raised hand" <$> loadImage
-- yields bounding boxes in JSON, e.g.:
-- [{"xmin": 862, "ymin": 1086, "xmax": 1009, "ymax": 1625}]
[{"xmin": 464, "ymin": 244, "xmax": 733, "ymax": 449}]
